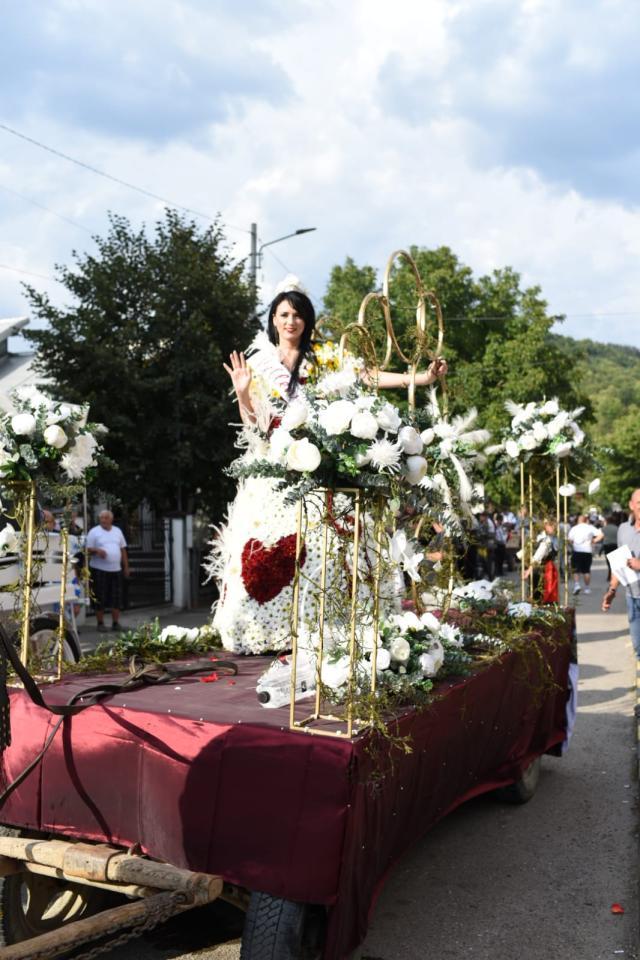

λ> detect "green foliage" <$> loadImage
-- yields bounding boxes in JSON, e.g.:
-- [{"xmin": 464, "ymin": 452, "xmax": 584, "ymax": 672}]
[
  {"xmin": 322, "ymin": 246, "xmax": 590, "ymax": 507},
  {"xmin": 557, "ymin": 336, "xmax": 640, "ymax": 505},
  {"xmin": 24, "ymin": 210, "xmax": 257, "ymax": 518}
]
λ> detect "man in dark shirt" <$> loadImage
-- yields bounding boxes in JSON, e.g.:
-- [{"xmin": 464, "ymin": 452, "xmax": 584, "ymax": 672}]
[{"xmin": 602, "ymin": 489, "xmax": 640, "ymax": 657}]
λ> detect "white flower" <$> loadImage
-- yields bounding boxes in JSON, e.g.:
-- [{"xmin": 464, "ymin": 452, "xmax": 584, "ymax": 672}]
[
  {"xmin": 398, "ymin": 426, "xmax": 423, "ymax": 455},
  {"xmin": 0, "ymin": 524, "xmax": 18, "ymax": 554},
  {"xmin": 541, "ymin": 399, "xmax": 559, "ymax": 416},
  {"xmin": 281, "ymin": 400, "xmax": 309, "ymax": 431},
  {"xmin": 505, "ymin": 439, "xmax": 520, "ymax": 458},
  {"xmin": 391, "ymin": 610, "xmax": 422, "ymax": 631},
  {"xmin": 268, "ymin": 428, "xmax": 293, "ymax": 464},
  {"xmin": 389, "ymin": 637, "xmax": 411, "ymax": 663},
  {"xmin": 439, "ymin": 622, "xmax": 463, "ymax": 646},
  {"xmin": 350, "ymin": 410, "xmax": 379, "ymax": 440},
  {"xmin": 588, "ymin": 478, "xmax": 601, "ymax": 495},
  {"xmin": 367, "ymin": 438, "xmax": 403, "ymax": 472},
  {"xmin": 553, "ymin": 441, "xmax": 573, "ymax": 458},
  {"xmin": 404, "ymin": 455, "xmax": 428, "ymax": 485},
  {"xmin": 159, "ymin": 625, "xmax": 195, "ymax": 642},
  {"xmin": 402, "ymin": 549, "xmax": 424, "ymax": 582},
  {"xmin": 453, "ymin": 579, "xmax": 494, "ymax": 602},
  {"xmin": 318, "ymin": 399, "xmax": 355, "ymax": 435},
  {"xmin": 546, "ymin": 411, "xmax": 570, "ymax": 437},
  {"xmin": 532, "ymin": 421, "xmax": 548, "ymax": 443},
  {"xmin": 420, "ymin": 611, "xmax": 441, "ymax": 632},
  {"xmin": 389, "ymin": 530, "xmax": 409, "ymax": 564},
  {"xmin": 419, "ymin": 641, "xmax": 444, "ymax": 677},
  {"xmin": 355, "ymin": 451, "xmax": 371, "ymax": 467},
  {"xmin": 376, "ymin": 403, "xmax": 402, "ymax": 433},
  {"xmin": 375, "ymin": 648, "xmax": 391, "ymax": 671},
  {"xmin": 354, "ymin": 395, "xmax": 376, "ymax": 411},
  {"xmin": 11, "ymin": 413, "xmax": 36, "ymax": 436},
  {"xmin": 315, "ymin": 368, "xmax": 357, "ymax": 397},
  {"xmin": 571, "ymin": 426, "xmax": 585, "ymax": 447},
  {"xmin": 321, "ymin": 655, "xmax": 352, "ymax": 690},
  {"xmin": 43, "ymin": 425, "xmax": 68, "ymax": 449},
  {"xmin": 420, "ymin": 428, "xmax": 435, "ymax": 446},
  {"xmin": 559, "ymin": 483, "xmax": 576, "ymax": 497},
  {"xmin": 507, "ymin": 601, "xmax": 533, "ymax": 618},
  {"xmin": 520, "ymin": 432, "xmax": 537, "ymax": 451},
  {"xmin": 286, "ymin": 438, "xmax": 321, "ymax": 473},
  {"xmin": 61, "ymin": 433, "xmax": 99, "ymax": 479}
]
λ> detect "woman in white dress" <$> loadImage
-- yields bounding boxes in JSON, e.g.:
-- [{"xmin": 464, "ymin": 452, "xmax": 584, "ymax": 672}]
[{"xmin": 211, "ymin": 276, "xmax": 446, "ymax": 655}]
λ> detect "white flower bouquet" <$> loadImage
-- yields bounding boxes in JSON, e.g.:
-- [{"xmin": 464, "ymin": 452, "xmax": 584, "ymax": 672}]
[
  {"xmin": 229, "ymin": 374, "xmax": 432, "ymax": 498},
  {"xmin": 0, "ymin": 386, "xmax": 105, "ymax": 487},
  {"xmin": 490, "ymin": 398, "xmax": 585, "ymax": 461}
]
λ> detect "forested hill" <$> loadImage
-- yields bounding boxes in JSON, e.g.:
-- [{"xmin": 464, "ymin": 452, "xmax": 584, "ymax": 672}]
[{"xmin": 552, "ymin": 334, "xmax": 640, "ymax": 501}]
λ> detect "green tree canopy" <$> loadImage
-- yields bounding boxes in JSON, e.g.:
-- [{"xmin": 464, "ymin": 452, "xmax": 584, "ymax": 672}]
[
  {"xmin": 322, "ymin": 245, "xmax": 591, "ymax": 506},
  {"xmin": 24, "ymin": 209, "xmax": 256, "ymax": 518}
]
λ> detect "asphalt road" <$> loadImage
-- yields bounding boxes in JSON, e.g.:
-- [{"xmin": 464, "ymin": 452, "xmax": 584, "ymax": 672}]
[{"xmin": 104, "ymin": 557, "xmax": 639, "ymax": 960}]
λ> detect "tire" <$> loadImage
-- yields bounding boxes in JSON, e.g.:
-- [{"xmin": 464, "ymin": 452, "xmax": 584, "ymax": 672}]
[
  {"xmin": 240, "ymin": 892, "xmax": 326, "ymax": 960},
  {"xmin": 28, "ymin": 615, "xmax": 81, "ymax": 665},
  {"xmin": 495, "ymin": 756, "xmax": 542, "ymax": 804},
  {"xmin": 0, "ymin": 827, "xmax": 107, "ymax": 946}
]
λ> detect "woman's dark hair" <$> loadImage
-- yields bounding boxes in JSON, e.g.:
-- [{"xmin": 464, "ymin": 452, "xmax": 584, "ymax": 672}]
[{"xmin": 267, "ymin": 290, "xmax": 316, "ymax": 396}]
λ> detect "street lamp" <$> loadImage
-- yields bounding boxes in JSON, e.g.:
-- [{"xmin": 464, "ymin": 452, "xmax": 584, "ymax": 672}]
[{"xmin": 249, "ymin": 224, "xmax": 316, "ymax": 302}]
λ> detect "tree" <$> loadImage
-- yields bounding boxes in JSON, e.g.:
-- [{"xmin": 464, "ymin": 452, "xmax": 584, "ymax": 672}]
[
  {"xmin": 24, "ymin": 210, "xmax": 256, "ymax": 520},
  {"xmin": 322, "ymin": 246, "xmax": 591, "ymax": 505}
]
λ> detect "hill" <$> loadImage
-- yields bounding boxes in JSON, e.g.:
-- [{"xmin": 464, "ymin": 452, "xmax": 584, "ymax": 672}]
[{"xmin": 552, "ymin": 334, "xmax": 640, "ymax": 505}]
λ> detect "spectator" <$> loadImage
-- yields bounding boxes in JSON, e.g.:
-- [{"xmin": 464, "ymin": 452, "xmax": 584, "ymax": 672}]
[
  {"xmin": 601, "ymin": 515, "xmax": 619, "ymax": 580},
  {"xmin": 476, "ymin": 511, "xmax": 496, "ymax": 579},
  {"xmin": 86, "ymin": 510, "xmax": 130, "ymax": 632},
  {"xmin": 493, "ymin": 513, "xmax": 509, "ymax": 577},
  {"xmin": 568, "ymin": 514, "xmax": 604, "ymax": 595},
  {"xmin": 602, "ymin": 489, "xmax": 640, "ymax": 657}
]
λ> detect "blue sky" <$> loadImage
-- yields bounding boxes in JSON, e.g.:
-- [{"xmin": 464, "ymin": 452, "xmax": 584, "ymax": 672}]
[{"xmin": 1, "ymin": 0, "xmax": 640, "ymax": 347}]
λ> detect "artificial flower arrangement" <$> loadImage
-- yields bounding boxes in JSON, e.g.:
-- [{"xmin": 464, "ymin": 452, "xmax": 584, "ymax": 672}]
[
  {"xmin": 0, "ymin": 386, "xmax": 105, "ymax": 488},
  {"xmin": 411, "ymin": 389, "xmax": 492, "ymax": 532},
  {"xmin": 228, "ymin": 360, "xmax": 433, "ymax": 499},
  {"xmin": 488, "ymin": 398, "xmax": 585, "ymax": 462}
]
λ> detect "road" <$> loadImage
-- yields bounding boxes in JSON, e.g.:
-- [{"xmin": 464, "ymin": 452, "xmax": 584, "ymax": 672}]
[{"xmin": 106, "ymin": 557, "xmax": 639, "ymax": 960}]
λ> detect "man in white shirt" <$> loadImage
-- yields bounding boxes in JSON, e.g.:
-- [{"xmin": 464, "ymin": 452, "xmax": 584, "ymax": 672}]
[
  {"xmin": 86, "ymin": 510, "xmax": 130, "ymax": 632},
  {"xmin": 568, "ymin": 514, "xmax": 603, "ymax": 595}
]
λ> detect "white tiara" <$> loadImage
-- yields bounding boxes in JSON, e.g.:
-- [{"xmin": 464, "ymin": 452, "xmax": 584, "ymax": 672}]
[{"xmin": 272, "ymin": 274, "xmax": 309, "ymax": 298}]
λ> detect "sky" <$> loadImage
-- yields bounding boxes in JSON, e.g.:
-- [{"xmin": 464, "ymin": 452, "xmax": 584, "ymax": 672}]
[{"xmin": 1, "ymin": 0, "xmax": 640, "ymax": 348}]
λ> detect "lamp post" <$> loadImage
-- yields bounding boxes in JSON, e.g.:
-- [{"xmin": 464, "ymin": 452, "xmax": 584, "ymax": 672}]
[{"xmin": 249, "ymin": 224, "xmax": 316, "ymax": 304}]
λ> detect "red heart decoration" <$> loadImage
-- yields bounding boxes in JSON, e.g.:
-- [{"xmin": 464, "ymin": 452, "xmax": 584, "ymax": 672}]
[{"xmin": 241, "ymin": 534, "xmax": 307, "ymax": 604}]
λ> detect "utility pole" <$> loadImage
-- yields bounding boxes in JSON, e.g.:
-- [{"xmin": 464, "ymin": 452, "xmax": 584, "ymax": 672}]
[{"xmin": 249, "ymin": 222, "xmax": 258, "ymax": 308}]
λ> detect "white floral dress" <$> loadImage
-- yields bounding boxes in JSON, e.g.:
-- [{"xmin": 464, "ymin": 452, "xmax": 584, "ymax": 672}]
[{"xmin": 210, "ymin": 334, "xmax": 400, "ymax": 655}]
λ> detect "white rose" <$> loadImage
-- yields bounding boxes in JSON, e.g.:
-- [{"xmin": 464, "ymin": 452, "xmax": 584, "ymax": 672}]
[
  {"xmin": 268, "ymin": 428, "xmax": 293, "ymax": 463},
  {"xmin": 389, "ymin": 637, "xmax": 411, "ymax": 663},
  {"xmin": 0, "ymin": 524, "xmax": 19, "ymax": 554},
  {"xmin": 571, "ymin": 426, "xmax": 585, "ymax": 446},
  {"xmin": 350, "ymin": 410, "xmax": 379, "ymax": 440},
  {"xmin": 355, "ymin": 451, "xmax": 371, "ymax": 467},
  {"xmin": 321, "ymin": 656, "xmax": 351, "ymax": 690},
  {"xmin": 71, "ymin": 433, "xmax": 98, "ymax": 463},
  {"xmin": 420, "ymin": 428, "xmax": 435, "ymax": 446},
  {"xmin": 318, "ymin": 400, "xmax": 355, "ymax": 435},
  {"xmin": 44, "ymin": 425, "xmax": 68, "ymax": 449},
  {"xmin": 419, "ymin": 641, "xmax": 444, "ymax": 677},
  {"xmin": 404, "ymin": 454, "xmax": 428, "ymax": 485},
  {"xmin": 532, "ymin": 421, "xmax": 548, "ymax": 443},
  {"xmin": 391, "ymin": 610, "xmax": 422, "ymax": 631},
  {"xmin": 375, "ymin": 648, "xmax": 391, "ymax": 671},
  {"xmin": 398, "ymin": 426, "xmax": 424, "ymax": 455},
  {"xmin": 541, "ymin": 399, "xmax": 559, "ymax": 416},
  {"xmin": 376, "ymin": 403, "xmax": 402, "ymax": 433},
  {"xmin": 11, "ymin": 413, "xmax": 36, "ymax": 436},
  {"xmin": 281, "ymin": 400, "xmax": 309, "ymax": 431},
  {"xmin": 286, "ymin": 438, "xmax": 322, "ymax": 473},
  {"xmin": 553, "ymin": 441, "xmax": 573, "ymax": 458},
  {"xmin": 420, "ymin": 611, "xmax": 440, "ymax": 632},
  {"xmin": 520, "ymin": 432, "xmax": 537, "ymax": 451},
  {"xmin": 160, "ymin": 625, "xmax": 189, "ymax": 642},
  {"xmin": 504, "ymin": 439, "xmax": 520, "ymax": 459}
]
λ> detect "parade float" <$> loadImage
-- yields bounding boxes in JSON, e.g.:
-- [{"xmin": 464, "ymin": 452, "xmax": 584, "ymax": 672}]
[{"xmin": 0, "ymin": 253, "xmax": 575, "ymax": 960}]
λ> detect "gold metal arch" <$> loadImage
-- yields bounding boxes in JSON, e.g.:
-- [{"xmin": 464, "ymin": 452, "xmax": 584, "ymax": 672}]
[{"xmin": 339, "ymin": 249, "xmax": 446, "ymax": 411}]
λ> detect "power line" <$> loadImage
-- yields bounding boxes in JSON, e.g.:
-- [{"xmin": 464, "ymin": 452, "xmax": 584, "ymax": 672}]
[
  {"xmin": 0, "ymin": 121, "xmax": 250, "ymax": 235},
  {"xmin": 0, "ymin": 263, "xmax": 59, "ymax": 283},
  {"xmin": 0, "ymin": 182, "xmax": 93, "ymax": 234}
]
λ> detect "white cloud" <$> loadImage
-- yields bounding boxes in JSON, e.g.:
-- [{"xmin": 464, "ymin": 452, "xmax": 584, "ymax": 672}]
[{"xmin": 1, "ymin": 0, "xmax": 640, "ymax": 349}]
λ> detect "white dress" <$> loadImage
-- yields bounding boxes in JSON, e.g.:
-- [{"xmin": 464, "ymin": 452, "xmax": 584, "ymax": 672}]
[{"xmin": 210, "ymin": 334, "xmax": 400, "ymax": 655}]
